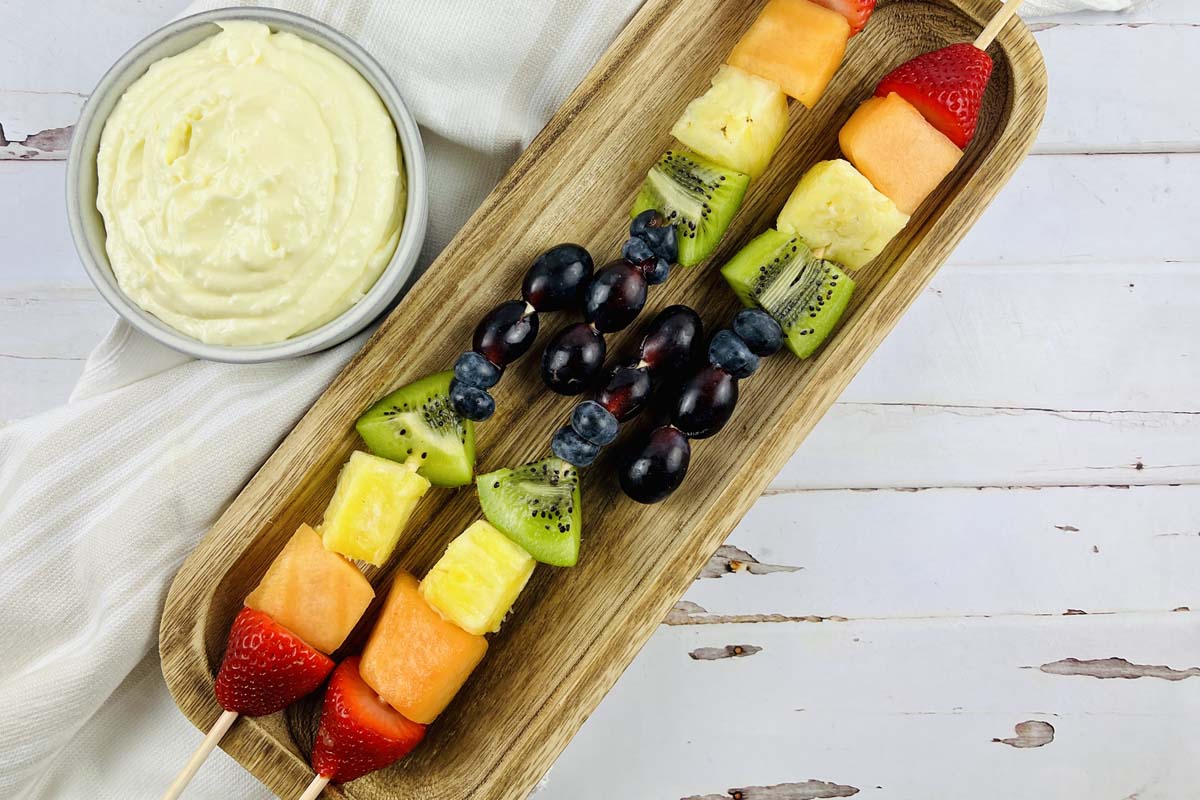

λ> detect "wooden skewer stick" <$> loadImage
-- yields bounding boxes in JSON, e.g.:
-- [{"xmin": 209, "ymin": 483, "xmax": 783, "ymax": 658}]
[
  {"xmin": 974, "ymin": 0, "xmax": 1027, "ymax": 50},
  {"xmin": 299, "ymin": 775, "xmax": 332, "ymax": 800},
  {"xmin": 162, "ymin": 709, "xmax": 239, "ymax": 800}
]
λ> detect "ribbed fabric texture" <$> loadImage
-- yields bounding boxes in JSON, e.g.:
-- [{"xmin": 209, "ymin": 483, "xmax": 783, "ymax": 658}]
[{"xmin": 0, "ymin": 0, "xmax": 1137, "ymax": 797}]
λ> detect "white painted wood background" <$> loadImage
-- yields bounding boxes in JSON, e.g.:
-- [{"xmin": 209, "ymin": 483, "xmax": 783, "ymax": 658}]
[{"xmin": 2, "ymin": 1, "xmax": 1198, "ymax": 798}]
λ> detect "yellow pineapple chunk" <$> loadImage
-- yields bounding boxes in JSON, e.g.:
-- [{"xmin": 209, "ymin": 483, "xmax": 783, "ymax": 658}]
[
  {"xmin": 420, "ymin": 520, "xmax": 536, "ymax": 636},
  {"xmin": 777, "ymin": 159, "xmax": 910, "ymax": 269},
  {"xmin": 321, "ymin": 450, "xmax": 430, "ymax": 566},
  {"xmin": 671, "ymin": 64, "xmax": 789, "ymax": 178}
]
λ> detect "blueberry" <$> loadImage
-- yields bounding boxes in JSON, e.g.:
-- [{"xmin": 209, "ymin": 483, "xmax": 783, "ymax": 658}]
[
  {"xmin": 621, "ymin": 237, "xmax": 655, "ymax": 265},
  {"xmin": 707, "ymin": 329, "xmax": 759, "ymax": 379},
  {"xmin": 571, "ymin": 400, "xmax": 619, "ymax": 446},
  {"xmin": 449, "ymin": 379, "xmax": 495, "ymax": 421},
  {"xmin": 631, "ymin": 209, "xmax": 678, "ymax": 263},
  {"xmin": 551, "ymin": 426, "xmax": 600, "ymax": 467},
  {"xmin": 643, "ymin": 257, "xmax": 670, "ymax": 285},
  {"xmin": 454, "ymin": 351, "xmax": 502, "ymax": 389},
  {"xmin": 732, "ymin": 308, "xmax": 783, "ymax": 357}
]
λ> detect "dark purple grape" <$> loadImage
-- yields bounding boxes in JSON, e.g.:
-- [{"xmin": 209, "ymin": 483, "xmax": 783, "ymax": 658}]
[
  {"xmin": 571, "ymin": 400, "xmax": 619, "ymax": 446},
  {"xmin": 631, "ymin": 209, "xmax": 678, "ymax": 264},
  {"xmin": 596, "ymin": 363, "xmax": 652, "ymax": 421},
  {"xmin": 732, "ymin": 309, "xmax": 783, "ymax": 357},
  {"xmin": 708, "ymin": 329, "xmax": 759, "ymax": 378},
  {"xmin": 620, "ymin": 425, "xmax": 691, "ymax": 504},
  {"xmin": 454, "ymin": 351, "xmax": 502, "ymax": 389},
  {"xmin": 522, "ymin": 244, "xmax": 594, "ymax": 311},
  {"xmin": 449, "ymin": 379, "xmax": 495, "ymax": 421},
  {"xmin": 583, "ymin": 260, "xmax": 647, "ymax": 333},
  {"xmin": 541, "ymin": 322, "xmax": 606, "ymax": 395},
  {"xmin": 639, "ymin": 305, "xmax": 703, "ymax": 377},
  {"xmin": 672, "ymin": 365, "xmax": 738, "ymax": 438},
  {"xmin": 473, "ymin": 300, "xmax": 539, "ymax": 366},
  {"xmin": 551, "ymin": 426, "xmax": 600, "ymax": 467}
]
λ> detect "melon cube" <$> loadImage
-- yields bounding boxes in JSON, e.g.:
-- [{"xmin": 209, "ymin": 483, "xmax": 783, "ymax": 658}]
[
  {"xmin": 420, "ymin": 520, "xmax": 536, "ymax": 636},
  {"xmin": 839, "ymin": 93, "xmax": 963, "ymax": 215},
  {"xmin": 671, "ymin": 65, "xmax": 789, "ymax": 178},
  {"xmin": 360, "ymin": 571, "xmax": 488, "ymax": 724},
  {"xmin": 244, "ymin": 524, "xmax": 374, "ymax": 654},
  {"xmin": 727, "ymin": 0, "xmax": 850, "ymax": 108},
  {"xmin": 777, "ymin": 159, "xmax": 910, "ymax": 269},
  {"xmin": 321, "ymin": 450, "xmax": 431, "ymax": 566}
]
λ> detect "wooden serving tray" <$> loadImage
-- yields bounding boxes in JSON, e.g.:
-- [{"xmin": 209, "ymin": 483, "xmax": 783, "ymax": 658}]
[{"xmin": 161, "ymin": 1, "xmax": 1046, "ymax": 797}]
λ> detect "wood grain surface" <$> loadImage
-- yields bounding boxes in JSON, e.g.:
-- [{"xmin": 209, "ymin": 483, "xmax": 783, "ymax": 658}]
[{"xmin": 158, "ymin": 1, "xmax": 1047, "ymax": 797}]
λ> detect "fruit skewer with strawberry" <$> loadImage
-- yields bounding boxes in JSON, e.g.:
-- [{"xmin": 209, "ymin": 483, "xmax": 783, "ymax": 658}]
[
  {"xmin": 642, "ymin": 0, "xmax": 879, "ymax": 268},
  {"xmin": 163, "ymin": 522, "xmax": 379, "ymax": 799},
  {"xmin": 537, "ymin": 0, "xmax": 879, "ymax": 398},
  {"xmin": 619, "ymin": 0, "xmax": 1026, "ymax": 503},
  {"xmin": 300, "ymin": 517, "xmax": 538, "ymax": 796},
  {"xmin": 164, "ymin": 447, "xmax": 444, "ymax": 798}
]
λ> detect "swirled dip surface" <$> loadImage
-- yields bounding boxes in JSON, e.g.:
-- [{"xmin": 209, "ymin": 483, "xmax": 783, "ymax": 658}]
[{"xmin": 96, "ymin": 21, "xmax": 405, "ymax": 346}]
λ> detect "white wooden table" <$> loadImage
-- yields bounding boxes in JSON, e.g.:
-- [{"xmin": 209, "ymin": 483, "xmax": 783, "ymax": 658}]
[{"xmin": 3, "ymin": 1, "xmax": 1198, "ymax": 798}]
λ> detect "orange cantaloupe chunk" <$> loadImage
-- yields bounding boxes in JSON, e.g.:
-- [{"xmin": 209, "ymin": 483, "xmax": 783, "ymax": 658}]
[
  {"xmin": 360, "ymin": 571, "xmax": 488, "ymax": 725},
  {"xmin": 838, "ymin": 93, "xmax": 964, "ymax": 214},
  {"xmin": 244, "ymin": 524, "xmax": 374, "ymax": 654},
  {"xmin": 727, "ymin": 0, "xmax": 850, "ymax": 108}
]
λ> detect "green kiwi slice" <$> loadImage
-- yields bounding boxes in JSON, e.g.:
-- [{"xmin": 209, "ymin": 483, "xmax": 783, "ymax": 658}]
[
  {"xmin": 721, "ymin": 229, "xmax": 856, "ymax": 359},
  {"xmin": 355, "ymin": 370, "xmax": 476, "ymax": 487},
  {"xmin": 631, "ymin": 148, "xmax": 751, "ymax": 267},
  {"xmin": 477, "ymin": 457, "xmax": 581, "ymax": 567}
]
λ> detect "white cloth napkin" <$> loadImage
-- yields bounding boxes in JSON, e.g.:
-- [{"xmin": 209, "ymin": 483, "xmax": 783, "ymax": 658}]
[{"xmin": 0, "ymin": 0, "xmax": 1140, "ymax": 798}]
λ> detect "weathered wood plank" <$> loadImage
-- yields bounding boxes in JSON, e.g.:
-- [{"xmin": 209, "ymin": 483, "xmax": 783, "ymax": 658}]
[
  {"xmin": 5, "ymin": 258, "xmax": 1197, "ymax": 416},
  {"xmin": 541, "ymin": 611, "xmax": 1200, "ymax": 800},
  {"xmin": 4, "ymin": 13, "xmax": 1200, "ymax": 159},
  {"xmin": 683, "ymin": 485, "xmax": 1200, "ymax": 621},
  {"xmin": 1033, "ymin": 24, "xmax": 1200, "ymax": 153},
  {"xmin": 8, "ymin": 152, "xmax": 1195, "ymax": 291},
  {"xmin": 779, "ymin": 401, "xmax": 1200, "ymax": 489},
  {"xmin": 842, "ymin": 262, "xmax": 1200, "ymax": 412},
  {"xmin": 953, "ymin": 153, "xmax": 1200, "ymax": 265},
  {"xmin": 0, "ymin": 286, "xmax": 113, "ymax": 420},
  {"xmin": 0, "ymin": 0, "xmax": 190, "ymax": 159}
]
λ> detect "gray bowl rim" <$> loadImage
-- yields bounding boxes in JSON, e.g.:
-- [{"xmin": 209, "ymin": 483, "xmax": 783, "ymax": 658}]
[{"xmin": 66, "ymin": 6, "xmax": 429, "ymax": 364}]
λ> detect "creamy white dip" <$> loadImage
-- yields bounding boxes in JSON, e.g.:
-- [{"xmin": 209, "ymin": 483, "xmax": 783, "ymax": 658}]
[{"xmin": 96, "ymin": 21, "xmax": 405, "ymax": 346}]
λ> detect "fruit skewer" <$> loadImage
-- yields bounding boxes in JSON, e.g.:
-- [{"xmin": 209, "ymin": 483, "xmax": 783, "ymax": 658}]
[
  {"xmin": 638, "ymin": 0, "xmax": 877, "ymax": 268},
  {"xmin": 540, "ymin": 212, "xmax": 677, "ymax": 395},
  {"xmin": 537, "ymin": 0, "xmax": 880, "ymax": 398},
  {"xmin": 169, "ymin": 248, "xmax": 592, "ymax": 796},
  {"xmin": 299, "ymin": 517, "xmax": 540, "ymax": 796},
  {"xmin": 164, "ymin": 447, "xmax": 438, "ymax": 797},
  {"xmin": 618, "ymin": 0, "xmax": 1025, "ymax": 503},
  {"xmin": 163, "ymin": 523, "xmax": 379, "ymax": 799},
  {"xmin": 445, "ymin": 243, "xmax": 595, "ymax": 422}
]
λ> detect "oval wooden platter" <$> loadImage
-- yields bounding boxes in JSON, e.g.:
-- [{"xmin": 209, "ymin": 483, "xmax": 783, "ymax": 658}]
[{"xmin": 160, "ymin": 1, "xmax": 1047, "ymax": 797}]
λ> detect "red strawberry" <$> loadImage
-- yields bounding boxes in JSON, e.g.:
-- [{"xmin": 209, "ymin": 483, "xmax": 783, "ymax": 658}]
[
  {"xmin": 312, "ymin": 657, "xmax": 426, "ymax": 783},
  {"xmin": 875, "ymin": 43, "xmax": 994, "ymax": 148},
  {"xmin": 810, "ymin": 0, "xmax": 876, "ymax": 36},
  {"xmin": 213, "ymin": 607, "xmax": 334, "ymax": 717}
]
